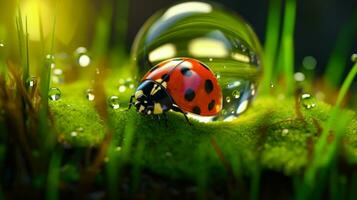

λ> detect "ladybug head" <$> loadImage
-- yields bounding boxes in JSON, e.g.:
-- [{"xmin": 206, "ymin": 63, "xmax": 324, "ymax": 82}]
[
  {"xmin": 134, "ymin": 94, "xmax": 154, "ymax": 115},
  {"xmin": 133, "ymin": 79, "xmax": 173, "ymax": 115}
]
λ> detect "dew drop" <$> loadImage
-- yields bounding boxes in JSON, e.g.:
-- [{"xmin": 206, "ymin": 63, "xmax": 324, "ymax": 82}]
[
  {"xmin": 118, "ymin": 85, "xmax": 127, "ymax": 93},
  {"xmin": 294, "ymin": 72, "xmax": 305, "ymax": 82},
  {"xmin": 351, "ymin": 54, "xmax": 357, "ymax": 62},
  {"xmin": 75, "ymin": 47, "xmax": 91, "ymax": 67},
  {"xmin": 226, "ymin": 96, "xmax": 231, "ymax": 103},
  {"xmin": 52, "ymin": 68, "xmax": 64, "ymax": 84},
  {"xmin": 209, "ymin": 58, "xmax": 213, "ymax": 61},
  {"xmin": 86, "ymin": 89, "xmax": 95, "ymax": 101},
  {"xmin": 281, "ymin": 128, "xmax": 289, "ymax": 136},
  {"xmin": 108, "ymin": 96, "xmax": 120, "ymax": 109},
  {"xmin": 48, "ymin": 87, "xmax": 61, "ymax": 101},
  {"xmin": 300, "ymin": 93, "xmax": 316, "ymax": 109},
  {"xmin": 115, "ymin": 146, "xmax": 122, "ymax": 152},
  {"xmin": 232, "ymin": 90, "xmax": 240, "ymax": 98},
  {"xmin": 0, "ymin": 43, "xmax": 4, "ymax": 47},
  {"xmin": 26, "ymin": 76, "xmax": 37, "ymax": 87},
  {"xmin": 70, "ymin": 131, "xmax": 78, "ymax": 137},
  {"xmin": 215, "ymin": 73, "xmax": 221, "ymax": 79}
]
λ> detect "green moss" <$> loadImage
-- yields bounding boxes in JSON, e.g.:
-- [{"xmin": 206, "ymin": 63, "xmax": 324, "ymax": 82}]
[{"xmin": 50, "ymin": 79, "xmax": 357, "ymax": 182}]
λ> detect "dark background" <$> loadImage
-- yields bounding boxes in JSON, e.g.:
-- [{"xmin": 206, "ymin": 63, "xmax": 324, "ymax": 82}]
[{"xmin": 124, "ymin": 0, "xmax": 357, "ymax": 76}]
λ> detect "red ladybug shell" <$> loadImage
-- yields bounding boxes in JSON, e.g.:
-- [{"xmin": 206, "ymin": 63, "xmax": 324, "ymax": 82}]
[{"xmin": 142, "ymin": 58, "xmax": 222, "ymax": 116}]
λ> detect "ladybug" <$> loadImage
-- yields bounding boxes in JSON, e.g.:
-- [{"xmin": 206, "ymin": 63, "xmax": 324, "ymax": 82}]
[{"xmin": 128, "ymin": 57, "xmax": 222, "ymax": 123}]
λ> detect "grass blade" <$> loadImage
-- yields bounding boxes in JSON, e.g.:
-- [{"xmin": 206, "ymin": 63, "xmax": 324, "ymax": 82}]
[
  {"xmin": 325, "ymin": 12, "xmax": 357, "ymax": 88},
  {"xmin": 261, "ymin": 0, "xmax": 282, "ymax": 94},
  {"xmin": 280, "ymin": 0, "xmax": 296, "ymax": 95}
]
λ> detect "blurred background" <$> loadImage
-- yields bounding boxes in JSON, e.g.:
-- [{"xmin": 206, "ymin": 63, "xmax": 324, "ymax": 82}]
[{"xmin": 0, "ymin": 0, "xmax": 356, "ymax": 83}]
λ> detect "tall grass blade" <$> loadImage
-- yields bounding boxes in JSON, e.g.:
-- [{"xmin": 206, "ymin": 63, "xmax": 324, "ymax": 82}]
[
  {"xmin": 280, "ymin": 0, "xmax": 296, "ymax": 95},
  {"xmin": 325, "ymin": 12, "xmax": 357, "ymax": 88},
  {"xmin": 261, "ymin": 0, "xmax": 282, "ymax": 94},
  {"xmin": 46, "ymin": 150, "xmax": 62, "ymax": 200}
]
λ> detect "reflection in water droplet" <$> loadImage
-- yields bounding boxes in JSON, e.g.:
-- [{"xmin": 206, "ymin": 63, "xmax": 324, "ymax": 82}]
[
  {"xmin": 236, "ymin": 99, "xmax": 248, "ymax": 114},
  {"xmin": 109, "ymin": 96, "xmax": 120, "ymax": 109},
  {"xmin": 132, "ymin": 1, "xmax": 262, "ymax": 122},
  {"xmin": 86, "ymin": 89, "xmax": 95, "ymax": 101},
  {"xmin": 232, "ymin": 90, "xmax": 240, "ymax": 98},
  {"xmin": 226, "ymin": 96, "xmax": 231, "ymax": 103},
  {"xmin": 300, "ymin": 93, "xmax": 316, "ymax": 109},
  {"xmin": 48, "ymin": 87, "xmax": 61, "ymax": 101},
  {"xmin": 351, "ymin": 54, "xmax": 357, "ymax": 62},
  {"xmin": 294, "ymin": 72, "xmax": 305, "ymax": 82}
]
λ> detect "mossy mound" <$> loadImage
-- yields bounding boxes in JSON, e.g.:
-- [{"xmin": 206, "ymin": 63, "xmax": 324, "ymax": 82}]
[{"xmin": 50, "ymin": 80, "xmax": 357, "ymax": 182}]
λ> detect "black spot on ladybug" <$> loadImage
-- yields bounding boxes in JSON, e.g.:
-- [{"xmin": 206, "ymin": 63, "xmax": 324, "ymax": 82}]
[
  {"xmin": 205, "ymin": 79, "xmax": 214, "ymax": 94},
  {"xmin": 161, "ymin": 73, "xmax": 170, "ymax": 82},
  {"xmin": 200, "ymin": 63, "xmax": 211, "ymax": 71},
  {"xmin": 149, "ymin": 66, "xmax": 158, "ymax": 72},
  {"xmin": 184, "ymin": 88, "xmax": 196, "ymax": 102},
  {"xmin": 208, "ymin": 100, "xmax": 215, "ymax": 111},
  {"xmin": 180, "ymin": 67, "xmax": 192, "ymax": 77},
  {"xmin": 192, "ymin": 106, "xmax": 201, "ymax": 115}
]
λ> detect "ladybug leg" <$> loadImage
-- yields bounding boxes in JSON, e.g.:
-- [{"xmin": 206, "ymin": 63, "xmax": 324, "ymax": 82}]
[
  {"xmin": 127, "ymin": 95, "xmax": 134, "ymax": 110},
  {"xmin": 172, "ymin": 106, "xmax": 192, "ymax": 126},
  {"xmin": 163, "ymin": 112, "xmax": 168, "ymax": 127}
]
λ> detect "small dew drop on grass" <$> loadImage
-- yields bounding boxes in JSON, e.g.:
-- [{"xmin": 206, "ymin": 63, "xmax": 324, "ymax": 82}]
[
  {"xmin": 48, "ymin": 87, "xmax": 61, "ymax": 101},
  {"xmin": 300, "ymin": 93, "xmax": 316, "ymax": 109},
  {"xmin": 108, "ymin": 96, "xmax": 120, "ymax": 109},
  {"xmin": 118, "ymin": 78, "xmax": 135, "ymax": 93},
  {"xmin": 118, "ymin": 85, "xmax": 127, "ymax": 93},
  {"xmin": 86, "ymin": 89, "xmax": 95, "ymax": 101},
  {"xmin": 70, "ymin": 131, "xmax": 78, "ymax": 137}
]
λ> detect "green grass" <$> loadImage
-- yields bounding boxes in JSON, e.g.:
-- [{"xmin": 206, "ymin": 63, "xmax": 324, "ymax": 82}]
[{"xmin": 0, "ymin": 0, "xmax": 357, "ymax": 199}]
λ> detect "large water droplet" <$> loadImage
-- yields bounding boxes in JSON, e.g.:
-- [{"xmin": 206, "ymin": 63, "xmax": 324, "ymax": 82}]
[
  {"xmin": 86, "ymin": 89, "xmax": 95, "ymax": 101},
  {"xmin": 131, "ymin": 1, "xmax": 262, "ymax": 122},
  {"xmin": 108, "ymin": 96, "xmax": 120, "ymax": 109},
  {"xmin": 48, "ymin": 87, "xmax": 61, "ymax": 101},
  {"xmin": 300, "ymin": 93, "xmax": 316, "ymax": 109}
]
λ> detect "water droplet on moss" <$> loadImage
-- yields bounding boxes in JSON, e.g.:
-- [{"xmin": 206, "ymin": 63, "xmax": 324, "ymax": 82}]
[
  {"xmin": 48, "ymin": 87, "xmax": 61, "ymax": 101},
  {"xmin": 86, "ymin": 89, "xmax": 95, "ymax": 101},
  {"xmin": 300, "ymin": 93, "xmax": 316, "ymax": 109},
  {"xmin": 131, "ymin": 1, "xmax": 263, "ymax": 122},
  {"xmin": 108, "ymin": 96, "xmax": 120, "ymax": 109},
  {"xmin": 281, "ymin": 129, "xmax": 289, "ymax": 136},
  {"xmin": 70, "ymin": 131, "xmax": 78, "ymax": 137}
]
